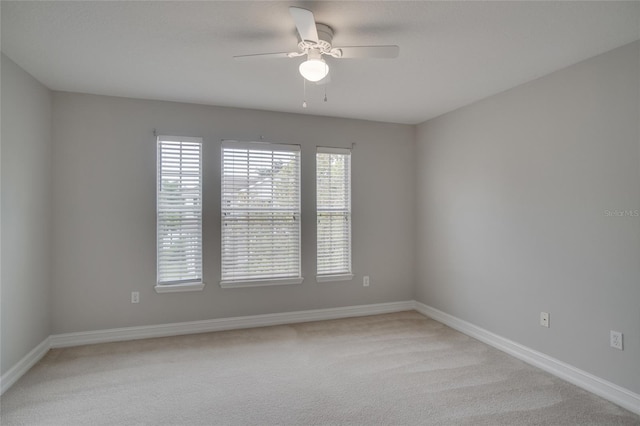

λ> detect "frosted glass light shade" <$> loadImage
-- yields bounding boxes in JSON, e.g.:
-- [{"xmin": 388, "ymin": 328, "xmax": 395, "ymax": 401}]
[{"xmin": 299, "ymin": 59, "xmax": 329, "ymax": 82}]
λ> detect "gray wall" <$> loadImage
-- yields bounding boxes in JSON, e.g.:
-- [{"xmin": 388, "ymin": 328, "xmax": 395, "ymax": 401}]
[
  {"xmin": 1, "ymin": 54, "xmax": 53, "ymax": 375},
  {"xmin": 51, "ymin": 93, "xmax": 415, "ymax": 334},
  {"xmin": 415, "ymin": 41, "xmax": 640, "ymax": 393}
]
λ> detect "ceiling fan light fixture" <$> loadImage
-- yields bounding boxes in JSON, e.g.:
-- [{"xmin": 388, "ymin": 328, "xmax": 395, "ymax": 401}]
[{"xmin": 299, "ymin": 58, "xmax": 329, "ymax": 82}]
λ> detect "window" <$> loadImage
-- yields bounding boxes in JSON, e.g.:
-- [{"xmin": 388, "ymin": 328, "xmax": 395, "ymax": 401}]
[
  {"xmin": 221, "ymin": 141, "xmax": 302, "ymax": 287},
  {"xmin": 316, "ymin": 147, "xmax": 352, "ymax": 281},
  {"xmin": 156, "ymin": 136, "xmax": 204, "ymax": 292}
]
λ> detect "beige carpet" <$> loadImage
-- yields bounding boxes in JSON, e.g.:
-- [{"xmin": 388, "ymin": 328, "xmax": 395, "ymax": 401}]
[{"xmin": 1, "ymin": 311, "xmax": 638, "ymax": 425}]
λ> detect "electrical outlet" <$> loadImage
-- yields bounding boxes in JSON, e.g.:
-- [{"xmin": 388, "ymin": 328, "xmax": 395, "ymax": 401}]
[
  {"xmin": 610, "ymin": 330, "xmax": 623, "ymax": 350},
  {"xmin": 363, "ymin": 276, "xmax": 370, "ymax": 287},
  {"xmin": 540, "ymin": 312, "xmax": 549, "ymax": 328},
  {"xmin": 131, "ymin": 291, "xmax": 139, "ymax": 304}
]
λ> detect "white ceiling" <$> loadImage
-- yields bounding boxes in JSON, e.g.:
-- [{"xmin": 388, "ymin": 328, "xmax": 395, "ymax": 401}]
[{"xmin": 2, "ymin": 1, "xmax": 639, "ymax": 124}]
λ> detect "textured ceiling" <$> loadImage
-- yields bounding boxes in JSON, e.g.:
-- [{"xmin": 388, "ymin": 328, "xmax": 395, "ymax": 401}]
[{"xmin": 2, "ymin": 1, "xmax": 639, "ymax": 124}]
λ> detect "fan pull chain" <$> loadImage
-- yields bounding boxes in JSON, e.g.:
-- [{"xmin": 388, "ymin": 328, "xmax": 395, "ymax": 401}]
[
  {"xmin": 324, "ymin": 62, "xmax": 328, "ymax": 102},
  {"xmin": 302, "ymin": 78, "xmax": 307, "ymax": 108}
]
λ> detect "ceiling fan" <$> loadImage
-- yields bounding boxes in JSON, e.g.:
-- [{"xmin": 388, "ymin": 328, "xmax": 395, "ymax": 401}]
[{"xmin": 234, "ymin": 7, "xmax": 399, "ymax": 83}]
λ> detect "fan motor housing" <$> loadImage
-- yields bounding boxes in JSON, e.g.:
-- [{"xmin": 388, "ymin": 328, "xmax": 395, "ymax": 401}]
[
  {"xmin": 316, "ymin": 24, "xmax": 334, "ymax": 44},
  {"xmin": 298, "ymin": 23, "xmax": 334, "ymax": 53}
]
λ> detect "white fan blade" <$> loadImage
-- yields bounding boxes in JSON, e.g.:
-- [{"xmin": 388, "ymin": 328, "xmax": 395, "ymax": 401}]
[
  {"xmin": 233, "ymin": 52, "xmax": 291, "ymax": 60},
  {"xmin": 336, "ymin": 45, "xmax": 399, "ymax": 59},
  {"xmin": 289, "ymin": 7, "xmax": 318, "ymax": 43}
]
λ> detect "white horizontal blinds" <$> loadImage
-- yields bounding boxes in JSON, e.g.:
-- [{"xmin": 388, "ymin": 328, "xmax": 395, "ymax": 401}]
[
  {"xmin": 221, "ymin": 141, "xmax": 301, "ymax": 282},
  {"xmin": 317, "ymin": 147, "xmax": 352, "ymax": 276},
  {"xmin": 157, "ymin": 136, "xmax": 203, "ymax": 285}
]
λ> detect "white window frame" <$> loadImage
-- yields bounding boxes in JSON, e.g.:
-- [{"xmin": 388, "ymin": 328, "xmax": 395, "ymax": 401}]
[
  {"xmin": 220, "ymin": 141, "xmax": 303, "ymax": 288},
  {"xmin": 316, "ymin": 147, "xmax": 353, "ymax": 282},
  {"xmin": 155, "ymin": 135, "xmax": 204, "ymax": 293}
]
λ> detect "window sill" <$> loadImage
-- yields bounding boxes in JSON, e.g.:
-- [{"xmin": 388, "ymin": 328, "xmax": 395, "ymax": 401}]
[
  {"xmin": 316, "ymin": 274, "xmax": 354, "ymax": 283},
  {"xmin": 220, "ymin": 277, "xmax": 304, "ymax": 289},
  {"xmin": 154, "ymin": 282, "xmax": 205, "ymax": 293}
]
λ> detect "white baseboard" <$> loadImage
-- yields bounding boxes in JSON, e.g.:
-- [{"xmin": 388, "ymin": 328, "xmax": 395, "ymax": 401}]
[
  {"xmin": 0, "ymin": 337, "xmax": 50, "ymax": 395},
  {"xmin": 50, "ymin": 301, "xmax": 414, "ymax": 348},
  {"xmin": 4, "ymin": 299, "xmax": 639, "ymax": 417},
  {"xmin": 413, "ymin": 301, "xmax": 640, "ymax": 416}
]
